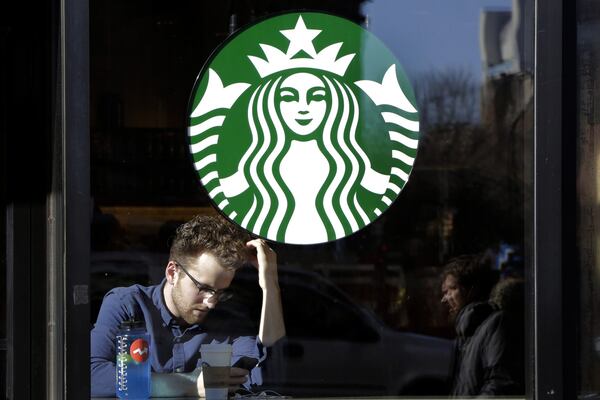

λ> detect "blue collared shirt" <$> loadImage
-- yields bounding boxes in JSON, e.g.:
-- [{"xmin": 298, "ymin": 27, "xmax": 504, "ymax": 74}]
[{"xmin": 90, "ymin": 279, "xmax": 264, "ymax": 397}]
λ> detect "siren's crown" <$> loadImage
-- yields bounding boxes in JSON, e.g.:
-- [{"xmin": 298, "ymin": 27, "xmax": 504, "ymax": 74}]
[{"xmin": 248, "ymin": 16, "xmax": 355, "ymax": 78}]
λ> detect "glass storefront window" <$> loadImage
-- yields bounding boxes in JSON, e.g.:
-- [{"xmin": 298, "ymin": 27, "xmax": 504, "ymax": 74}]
[{"xmin": 90, "ymin": 0, "xmax": 533, "ymax": 397}]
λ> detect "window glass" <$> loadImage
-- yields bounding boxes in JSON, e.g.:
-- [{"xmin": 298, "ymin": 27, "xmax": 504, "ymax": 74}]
[{"xmin": 91, "ymin": 0, "xmax": 533, "ymax": 397}]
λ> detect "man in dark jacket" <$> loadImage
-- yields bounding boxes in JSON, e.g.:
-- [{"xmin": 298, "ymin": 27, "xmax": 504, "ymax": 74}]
[{"xmin": 441, "ymin": 255, "xmax": 523, "ymax": 397}]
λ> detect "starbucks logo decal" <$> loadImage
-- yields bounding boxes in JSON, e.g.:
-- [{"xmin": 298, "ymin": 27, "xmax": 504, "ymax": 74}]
[{"xmin": 188, "ymin": 13, "xmax": 419, "ymax": 244}]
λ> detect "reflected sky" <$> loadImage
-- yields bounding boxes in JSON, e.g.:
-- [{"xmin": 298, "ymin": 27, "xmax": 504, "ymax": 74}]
[{"xmin": 362, "ymin": 0, "xmax": 511, "ymax": 82}]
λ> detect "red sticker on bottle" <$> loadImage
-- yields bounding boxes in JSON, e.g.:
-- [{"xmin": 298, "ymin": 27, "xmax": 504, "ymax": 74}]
[{"xmin": 130, "ymin": 338, "xmax": 149, "ymax": 363}]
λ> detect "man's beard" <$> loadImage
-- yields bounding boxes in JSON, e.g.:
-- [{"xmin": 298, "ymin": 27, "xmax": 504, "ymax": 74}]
[{"xmin": 170, "ymin": 282, "xmax": 209, "ymax": 325}]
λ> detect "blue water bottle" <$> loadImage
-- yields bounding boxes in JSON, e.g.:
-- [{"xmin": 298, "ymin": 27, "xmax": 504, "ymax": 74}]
[{"xmin": 116, "ymin": 319, "xmax": 151, "ymax": 399}]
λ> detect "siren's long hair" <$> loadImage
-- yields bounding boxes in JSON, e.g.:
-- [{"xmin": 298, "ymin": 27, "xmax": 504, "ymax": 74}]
[{"xmin": 238, "ymin": 72, "xmax": 372, "ymax": 241}]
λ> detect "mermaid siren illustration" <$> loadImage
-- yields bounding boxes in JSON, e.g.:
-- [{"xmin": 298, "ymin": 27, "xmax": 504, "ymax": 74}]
[{"xmin": 188, "ymin": 15, "xmax": 420, "ymax": 244}]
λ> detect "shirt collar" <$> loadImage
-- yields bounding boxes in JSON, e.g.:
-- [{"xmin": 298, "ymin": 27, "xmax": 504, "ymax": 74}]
[
  {"xmin": 153, "ymin": 278, "xmax": 176, "ymax": 327},
  {"xmin": 153, "ymin": 278, "xmax": 203, "ymax": 332}
]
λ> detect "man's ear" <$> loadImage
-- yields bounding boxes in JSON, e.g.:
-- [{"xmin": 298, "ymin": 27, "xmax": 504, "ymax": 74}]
[{"xmin": 165, "ymin": 261, "xmax": 178, "ymax": 285}]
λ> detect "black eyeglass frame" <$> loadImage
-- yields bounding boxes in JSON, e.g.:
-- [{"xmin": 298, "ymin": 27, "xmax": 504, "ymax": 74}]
[{"xmin": 172, "ymin": 260, "xmax": 234, "ymax": 302}]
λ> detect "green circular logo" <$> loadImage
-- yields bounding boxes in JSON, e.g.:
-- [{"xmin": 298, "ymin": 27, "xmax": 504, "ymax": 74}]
[{"xmin": 188, "ymin": 12, "xmax": 419, "ymax": 244}]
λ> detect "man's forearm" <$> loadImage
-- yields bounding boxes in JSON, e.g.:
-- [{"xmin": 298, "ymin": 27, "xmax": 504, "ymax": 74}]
[
  {"xmin": 151, "ymin": 369, "xmax": 202, "ymax": 397},
  {"xmin": 258, "ymin": 280, "xmax": 286, "ymax": 347},
  {"xmin": 248, "ymin": 239, "xmax": 286, "ymax": 348}
]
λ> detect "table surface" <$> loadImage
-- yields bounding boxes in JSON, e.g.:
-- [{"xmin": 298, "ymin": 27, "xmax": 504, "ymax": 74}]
[{"xmin": 93, "ymin": 397, "xmax": 525, "ymax": 400}]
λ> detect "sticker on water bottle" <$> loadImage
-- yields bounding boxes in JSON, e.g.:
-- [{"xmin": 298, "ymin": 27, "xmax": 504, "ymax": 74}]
[{"xmin": 129, "ymin": 338, "xmax": 149, "ymax": 363}]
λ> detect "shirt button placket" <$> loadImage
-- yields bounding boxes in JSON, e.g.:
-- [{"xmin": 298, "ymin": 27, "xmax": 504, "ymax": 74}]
[{"xmin": 173, "ymin": 336, "xmax": 185, "ymax": 373}]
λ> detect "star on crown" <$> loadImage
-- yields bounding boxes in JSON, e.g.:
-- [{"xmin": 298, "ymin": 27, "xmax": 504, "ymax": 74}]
[{"xmin": 248, "ymin": 16, "xmax": 355, "ymax": 78}]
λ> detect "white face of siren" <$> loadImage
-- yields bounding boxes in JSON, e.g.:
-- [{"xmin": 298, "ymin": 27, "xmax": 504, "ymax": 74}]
[{"xmin": 278, "ymin": 72, "xmax": 327, "ymax": 136}]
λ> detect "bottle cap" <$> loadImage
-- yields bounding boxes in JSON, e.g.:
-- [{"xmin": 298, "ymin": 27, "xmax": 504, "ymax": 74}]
[{"xmin": 119, "ymin": 319, "xmax": 145, "ymax": 331}]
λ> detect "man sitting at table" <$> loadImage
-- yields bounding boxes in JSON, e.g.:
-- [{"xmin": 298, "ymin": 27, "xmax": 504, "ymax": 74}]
[{"xmin": 90, "ymin": 215, "xmax": 286, "ymax": 397}]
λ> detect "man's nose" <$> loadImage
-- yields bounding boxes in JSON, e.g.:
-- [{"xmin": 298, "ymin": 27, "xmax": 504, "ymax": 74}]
[
  {"xmin": 441, "ymin": 294, "xmax": 448, "ymax": 304},
  {"xmin": 203, "ymin": 295, "xmax": 218, "ymax": 309}
]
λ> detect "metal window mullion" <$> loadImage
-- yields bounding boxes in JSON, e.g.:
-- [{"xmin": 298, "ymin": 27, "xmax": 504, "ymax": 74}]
[
  {"xmin": 534, "ymin": 0, "xmax": 565, "ymax": 398},
  {"xmin": 52, "ymin": 0, "xmax": 91, "ymax": 398},
  {"xmin": 46, "ymin": 0, "xmax": 66, "ymax": 398}
]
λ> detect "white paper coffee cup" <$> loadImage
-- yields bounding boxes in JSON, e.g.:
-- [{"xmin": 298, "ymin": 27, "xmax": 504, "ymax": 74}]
[{"xmin": 200, "ymin": 344, "xmax": 232, "ymax": 400}]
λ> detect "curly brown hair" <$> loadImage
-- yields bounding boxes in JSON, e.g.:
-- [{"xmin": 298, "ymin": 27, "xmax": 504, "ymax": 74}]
[
  {"xmin": 442, "ymin": 254, "xmax": 498, "ymax": 303},
  {"xmin": 169, "ymin": 215, "xmax": 252, "ymax": 270}
]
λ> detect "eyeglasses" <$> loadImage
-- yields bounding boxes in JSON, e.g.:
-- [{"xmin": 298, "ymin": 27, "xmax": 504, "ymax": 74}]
[{"xmin": 172, "ymin": 260, "xmax": 233, "ymax": 302}]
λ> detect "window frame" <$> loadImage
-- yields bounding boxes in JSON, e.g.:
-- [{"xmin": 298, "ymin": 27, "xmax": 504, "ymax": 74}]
[{"xmin": 533, "ymin": 0, "xmax": 577, "ymax": 398}]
